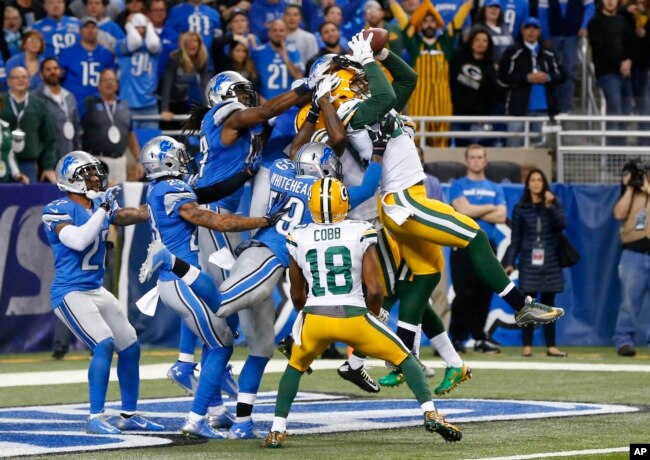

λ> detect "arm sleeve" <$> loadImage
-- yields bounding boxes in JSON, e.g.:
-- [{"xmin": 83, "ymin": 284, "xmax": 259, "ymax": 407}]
[
  {"xmin": 390, "ymin": 0, "xmax": 410, "ymax": 31},
  {"xmin": 194, "ymin": 170, "xmax": 251, "ymax": 204},
  {"xmin": 124, "ymin": 23, "xmax": 143, "ymax": 53},
  {"xmin": 349, "ymin": 63, "xmax": 397, "ymax": 130},
  {"xmin": 349, "ymin": 161, "xmax": 382, "ymax": 208},
  {"xmin": 547, "ymin": 198, "xmax": 567, "ymax": 232},
  {"xmin": 144, "ymin": 22, "xmax": 161, "ymax": 54},
  {"xmin": 449, "ymin": 0, "xmax": 472, "ymax": 33},
  {"xmin": 58, "ymin": 208, "xmax": 107, "ymax": 251},
  {"xmin": 378, "ymin": 50, "xmax": 418, "ymax": 113},
  {"xmin": 581, "ymin": 1, "xmax": 595, "ymax": 30}
]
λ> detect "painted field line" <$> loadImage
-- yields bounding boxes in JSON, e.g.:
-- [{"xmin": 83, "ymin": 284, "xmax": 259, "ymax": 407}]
[
  {"xmin": 470, "ymin": 446, "xmax": 629, "ymax": 460},
  {"xmin": 2, "ymin": 359, "xmax": 650, "ymax": 388}
]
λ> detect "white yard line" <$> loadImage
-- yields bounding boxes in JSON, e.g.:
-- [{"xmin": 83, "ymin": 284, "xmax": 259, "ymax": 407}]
[
  {"xmin": 1, "ymin": 359, "xmax": 650, "ymax": 388},
  {"xmin": 469, "ymin": 446, "xmax": 629, "ymax": 460}
]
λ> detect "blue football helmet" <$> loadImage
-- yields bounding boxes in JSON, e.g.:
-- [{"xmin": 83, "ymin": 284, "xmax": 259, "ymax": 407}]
[
  {"xmin": 205, "ymin": 71, "xmax": 258, "ymax": 108},
  {"xmin": 140, "ymin": 136, "xmax": 193, "ymax": 180}
]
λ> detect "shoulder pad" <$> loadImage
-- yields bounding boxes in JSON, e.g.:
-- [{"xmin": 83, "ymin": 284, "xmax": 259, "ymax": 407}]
[
  {"xmin": 336, "ymin": 100, "xmax": 362, "ymax": 128},
  {"xmin": 213, "ymin": 100, "xmax": 247, "ymax": 126}
]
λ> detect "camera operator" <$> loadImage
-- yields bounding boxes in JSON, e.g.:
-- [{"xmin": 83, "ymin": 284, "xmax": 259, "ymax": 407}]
[{"xmin": 612, "ymin": 160, "xmax": 650, "ymax": 357}]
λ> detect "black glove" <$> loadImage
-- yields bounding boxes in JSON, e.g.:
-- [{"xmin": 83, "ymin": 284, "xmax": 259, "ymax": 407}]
[
  {"xmin": 277, "ymin": 335, "xmax": 313, "ymax": 374},
  {"xmin": 264, "ymin": 192, "xmax": 290, "ymax": 226},
  {"xmin": 245, "ymin": 149, "xmax": 262, "ymax": 176},
  {"xmin": 306, "ymin": 101, "xmax": 320, "ymax": 124},
  {"xmin": 366, "ymin": 115, "xmax": 396, "ymax": 157}
]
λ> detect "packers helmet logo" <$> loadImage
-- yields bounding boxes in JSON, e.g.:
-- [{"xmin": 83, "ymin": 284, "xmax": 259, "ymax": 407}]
[{"xmin": 308, "ymin": 177, "xmax": 349, "ymax": 224}]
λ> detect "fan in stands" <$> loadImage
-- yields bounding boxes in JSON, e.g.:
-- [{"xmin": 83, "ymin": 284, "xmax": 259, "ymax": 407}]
[{"xmin": 362, "ymin": 27, "xmax": 389, "ymax": 53}]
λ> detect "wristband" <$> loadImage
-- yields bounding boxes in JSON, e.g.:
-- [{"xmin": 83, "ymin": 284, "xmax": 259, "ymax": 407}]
[
  {"xmin": 99, "ymin": 202, "xmax": 111, "ymax": 213},
  {"xmin": 375, "ymin": 48, "xmax": 390, "ymax": 61},
  {"xmin": 294, "ymin": 83, "xmax": 309, "ymax": 97},
  {"xmin": 306, "ymin": 109, "xmax": 319, "ymax": 124}
]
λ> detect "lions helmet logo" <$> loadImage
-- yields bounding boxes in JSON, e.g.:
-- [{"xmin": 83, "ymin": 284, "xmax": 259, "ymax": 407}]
[
  {"xmin": 158, "ymin": 139, "xmax": 173, "ymax": 161},
  {"xmin": 60, "ymin": 155, "xmax": 77, "ymax": 176}
]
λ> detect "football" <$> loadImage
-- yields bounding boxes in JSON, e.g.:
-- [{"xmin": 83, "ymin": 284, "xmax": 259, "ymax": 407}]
[{"xmin": 362, "ymin": 27, "xmax": 389, "ymax": 53}]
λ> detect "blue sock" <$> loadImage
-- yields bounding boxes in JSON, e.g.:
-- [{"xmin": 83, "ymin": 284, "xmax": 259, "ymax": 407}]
[
  {"xmin": 239, "ymin": 355, "xmax": 270, "ymax": 395},
  {"xmin": 117, "ymin": 341, "xmax": 140, "ymax": 413},
  {"xmin": 179, "ymin": 321, "xmax": 198, "ymax": 358},
  {"xmin": 190, "ymin": 272, "xmax": 223, "ymax": 314},
  {"xmin": 89, "ymin": 338, "xmax": 114, "ymax": 414},
  {"xmin": 191, "ymin": 346, "xmax": 233, "ymax": 416}
]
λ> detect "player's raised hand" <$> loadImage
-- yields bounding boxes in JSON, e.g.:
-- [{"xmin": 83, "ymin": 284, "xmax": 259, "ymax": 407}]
[
  {"xmin": 100, "ymin": 185, "xmax": 121, "ymax": 213},
  {"xmin": 245, "ymin": 150, "xmax": 263, "ymax": 176},
  {"xmin": 348, "ymin": 31, "xmax": 374, "ymax": 66},
  {"xmin": 314, "ymin": 74, "xmax": 341, "ymax": 106}
]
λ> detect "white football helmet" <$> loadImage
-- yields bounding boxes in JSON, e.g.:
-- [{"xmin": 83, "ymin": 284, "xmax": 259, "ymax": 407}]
[
  {"xmin": 55, "ymin": 151, "xmax": 107, "ymax": 197},
  {"xmin": 308, "ymin": 53, "xmax": 336, "ymax": 80},
  {"xmin": 294, "ymin": 142, "xmax": 342, "ymax": 180},
  {"xmin": 205, "ymin": 71, "xmax": 258, "ymax": 108},
  {"xmin": 140, "ymin": 136, "xmax": 192, "ymax": 180}
]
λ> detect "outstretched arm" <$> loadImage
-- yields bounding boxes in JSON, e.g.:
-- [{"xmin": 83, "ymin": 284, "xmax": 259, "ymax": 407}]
[
  {"xmin": 180, "ymin": 201, "xmax": 268, "ymax": 232},
  {"xmin": 113, "ymin": 205, "xmax": 149, "ymax": 226}
]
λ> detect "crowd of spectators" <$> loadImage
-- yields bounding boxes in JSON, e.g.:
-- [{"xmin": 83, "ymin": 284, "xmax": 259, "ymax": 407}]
[{"xmin": 0, "ymin": 0, "xmax": 649, "ymax": 183}]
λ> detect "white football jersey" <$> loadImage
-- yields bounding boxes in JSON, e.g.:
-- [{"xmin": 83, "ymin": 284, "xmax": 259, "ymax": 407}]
[
  {"xmin": 287, "ymin": 219, "xmax": 377, "ymax": 309},
  {"xmin": 337, "ymin": 100, "xmax": 426, "ymax": 195}
]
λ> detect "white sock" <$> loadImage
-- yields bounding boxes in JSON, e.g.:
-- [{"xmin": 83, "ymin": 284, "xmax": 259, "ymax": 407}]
[
  {"xmin": 207, "ymin": 404, "xmax": 226, "ymax": 416},
  {"xmin": 421, "ymin": 401, "xmax": 435, "ymax": 413},
  {"xmin": 188, "ymin": 411, "xmax": 204, "ymax": 422},
  {"xmin": 413, "ymin": 323, "xmax": 422, "ymax": 356},
  {"xmin": 431, "ymin": 332, "xmax": 463, "ymax": 368},
  {"xmin": 347, "ymin": 353, "xmax": 365, "ymax": 370},
  {"xmin": 181, "ymin": 265, "xmax": 201, "ymax": 285},
  {"xmin": 89, "ymin": 412, "xmax": 103, "ymax": 419},
  {"xmin": 271, "ymin": 416, "xmax": 287, "ymax": 433},
  {"xmin": 178, "ymin": 353, "xmax": 194, "ymax": 363},
  {"xmin": 235, "ymin": 416, "xmax": 252, "ymax": 423}
]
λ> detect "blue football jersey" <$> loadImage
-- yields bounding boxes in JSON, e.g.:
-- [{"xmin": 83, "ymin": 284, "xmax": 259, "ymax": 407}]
[
  {"xmin": 58, "ymin": 43, "xmax": 115, "ymax": 113},
  {"xmin": 257, "ymin": 156, "xmax": 380, "ymax": 267},
  {"xmin": 194, "ymin": 100, "xmax": 254, "ymax": 212},
  {"xmin": 42, "ymin": 197, "xmax": 114, "ymax": 308},
  {"xmin": 256, "ymin": 158, "xmax": 316, "ymax": 267},
  {"xmin": 260, "ymin": 106, "xmax": 298, "ymax": 168},
  {"xmin": 115, "ymin": 40, "xmax": 159, "ymax": 109},
  {"xmin": 32, "ymin": 16, "xmax": 81, "ymax": 57},
  {"xmin": 251, "ymin": 44, "xmax": 303, "ymax": 99},
  {"xmin": 499, "ymin": 0, "xmax": 530, "ymax": 36},
  {"xmin": 164, "ymin": 3, "xmax": 222, "ymax": 52},
  {"xmin": 146, "ymin": 179, "xmax": 200, "ymax": 282}
]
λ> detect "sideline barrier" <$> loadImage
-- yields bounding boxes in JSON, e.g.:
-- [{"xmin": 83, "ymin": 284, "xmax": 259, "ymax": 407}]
[{"xmin": 1, "ymin": 182, "xmax": 649, "ymax": 352}]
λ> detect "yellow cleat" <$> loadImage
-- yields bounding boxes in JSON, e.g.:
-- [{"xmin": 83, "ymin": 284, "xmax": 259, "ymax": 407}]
[
  {"xmin": 263, "ymin": 431, "xmax": 287, "ymax": 448},
  {"xmin": 424, "ymin": 411, "xmax": 462, "ymax": 442}
]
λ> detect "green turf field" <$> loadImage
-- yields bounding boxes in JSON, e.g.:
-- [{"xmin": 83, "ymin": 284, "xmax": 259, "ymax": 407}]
[{"xmin": 1, "ymin": 346, "xmax": 648, "ymax": 460}]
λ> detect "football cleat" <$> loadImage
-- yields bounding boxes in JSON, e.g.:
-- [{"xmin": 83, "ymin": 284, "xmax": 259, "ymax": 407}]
[
  {"xmin": 434, "ymin": 364, "xmax": 472, "ymax": 396},
  {"xmin": 263, "ymin": 431, "xmax": 287, "ymax": 448},
  {"xmin": 167, "ymin": 361, "xmax": 199, "ymax": 396},
  {"xmin": 221, "ymin": 364, "xmax": 238, "ymax": 398},
  {"xmin": 207, "ymin": 408, "xmax": 235, "ymax": 429},
  {"xmin": 515, "ymin": 297, "xmax": 565, "ymax": 327},
  {"xmin": 139, "ymin": 240, "xmax": 173, "ymax": 284},
  {"xmin": 424, "ymin": 410, "xmax": 462, "ymax": 442},
  {"xmin": 378, "ymin": 369, "xmax": 405, "ymax": 387},
  {"xmin": 181, "ymin": 419, "xmax": 228, "ymax": 439},
  {"xmin": 337, "ymin": 362, "xmax": 380, "ymax": 393},
  {"xmin": 115, "ymin": 414, "xmax": 165, "ymax": 431},
  {"xmin": 228, "ymin": 419, "xmax": 264, "ymax": 439},
  {"xmin": 86, "ymin": 416, "xmax": 121, "ymax": 435}
]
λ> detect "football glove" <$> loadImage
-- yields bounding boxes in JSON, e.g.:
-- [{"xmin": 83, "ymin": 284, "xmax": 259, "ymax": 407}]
[
  {"xmin": 99, "ymin": 185, "xmax": 121, "ymax": 213},
  {"xmin": 278, "ymin": 335, "xmax": 313, "ymax": 374},
  {"xmin": 366, "ymin": 115, "xmax": 396, "ymax": 157},
  {"xmin": 264, "ymin": 192, "xmax": 290, "ymax": 226},
  {"xmin": 348, "ymin": 32, "xmax": 374, "ymax": 66}
]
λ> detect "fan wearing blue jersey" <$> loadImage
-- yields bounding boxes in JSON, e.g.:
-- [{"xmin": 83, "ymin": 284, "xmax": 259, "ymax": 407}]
[
  {"xmin": 168, "ymin": 69, "xmax": 323, "ymax": 390},
  {"xmin": 32, "ymin": 0, "xmax": 80, "ymax": 57},
  {"xmin": 42, "ymin": 151, "xmax": 163, "ymax": 435},
  {"xmin": 251, "ymin": 20, "xmax": 304, "ymax": 100},
  {"xmin": 164, "ymin": 0, "xmax": 222, "ymax": 63},
  {"xmin": 495, "ymin": 0, "xmax": 530, "ymax": 37},
  {"xmin": 115, "ymin": 13, "xmax": 160, "ymax": 129},
  {"xmin": 58, "ymin": 17, "xmax": 115, "ymax": 118},
  {"xmin": 139, "ymin": 136, "xmax": 288, "ymax": 439}
]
